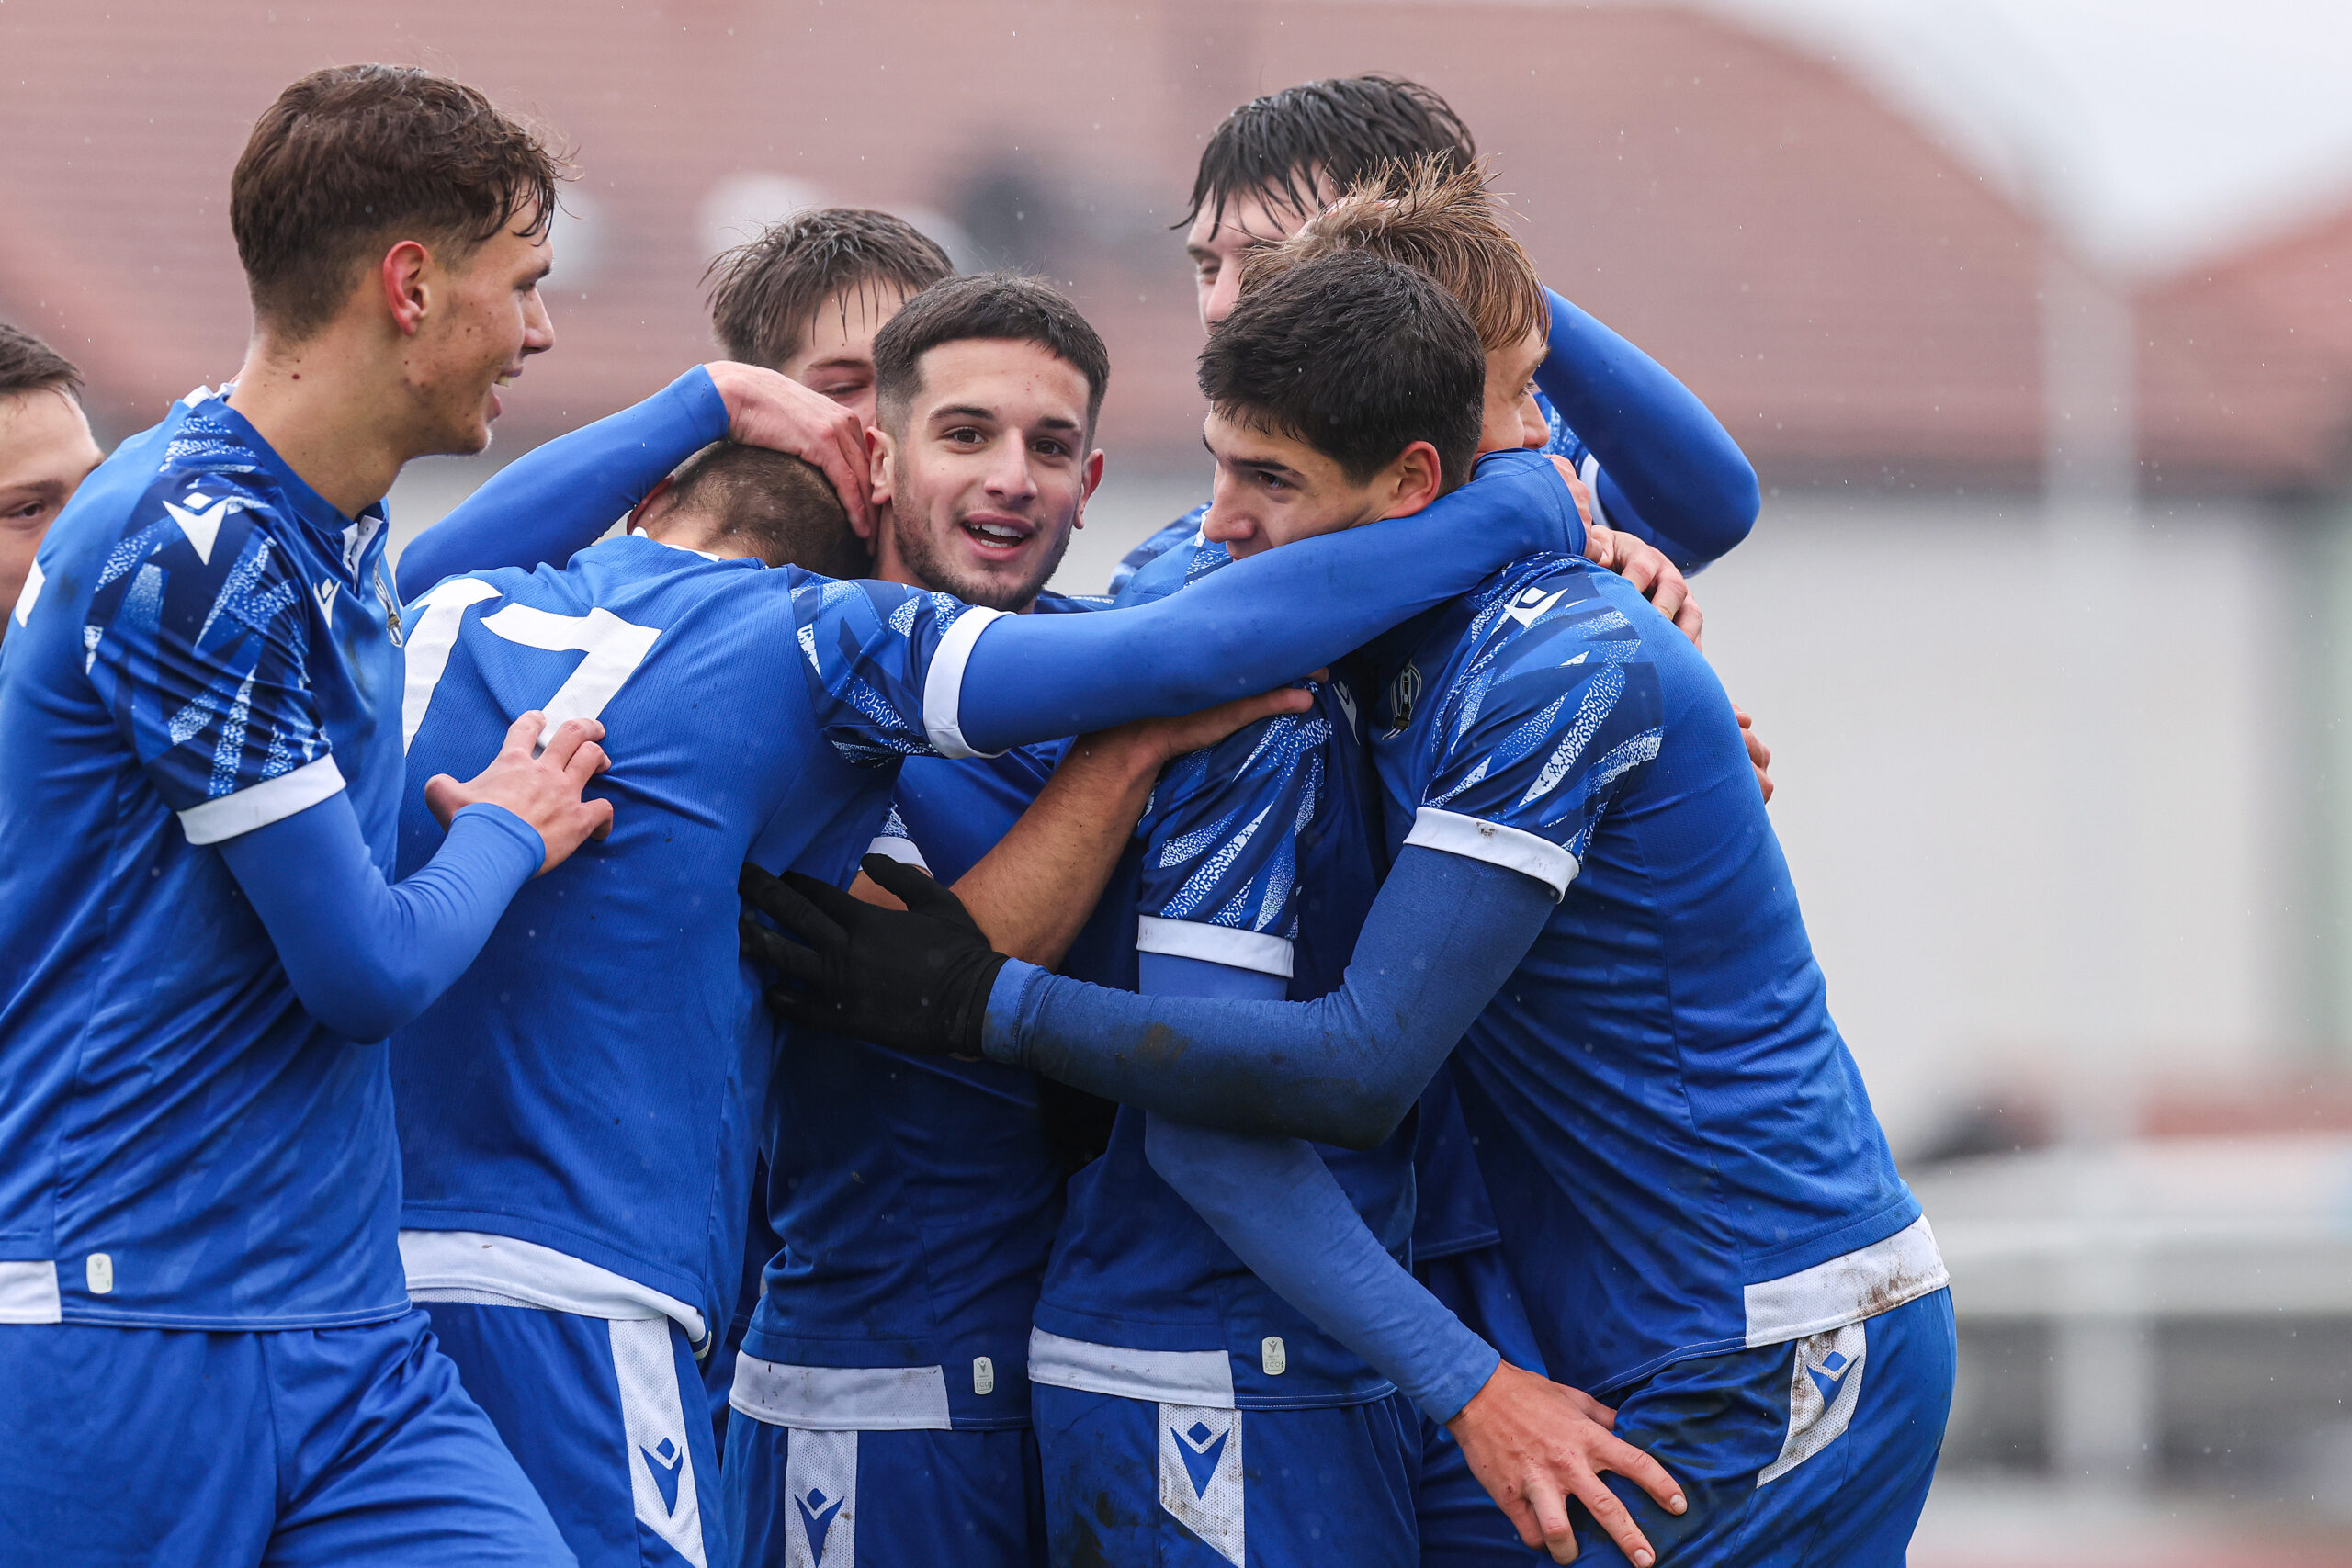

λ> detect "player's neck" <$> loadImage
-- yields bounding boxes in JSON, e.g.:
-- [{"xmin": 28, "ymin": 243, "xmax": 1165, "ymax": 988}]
[{"xmin": 225, "ymin": 323, "xmax": 430, "ymax": 521}]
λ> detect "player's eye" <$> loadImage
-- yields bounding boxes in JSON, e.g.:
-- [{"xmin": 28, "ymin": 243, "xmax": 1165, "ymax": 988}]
[
  {"xmin": 3, "ymin": 501, "xmax": 46, "ymax": 522},
  {"xmin": 1032, "ymin": 439, "xmax": 1069, "ymax": 459}
]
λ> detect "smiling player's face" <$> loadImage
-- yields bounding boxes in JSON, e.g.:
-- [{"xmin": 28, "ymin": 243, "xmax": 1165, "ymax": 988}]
[
  {"xmin": 0, "ymin": 387, "xmax": 102, "ymax": 630},
  {"xmin": 410, "ymin": 221, "xmax": 555, "ymax": 457},
  {"xmin": 871, "ymin": 338, "xmax": 1103, "ymax": 612}
]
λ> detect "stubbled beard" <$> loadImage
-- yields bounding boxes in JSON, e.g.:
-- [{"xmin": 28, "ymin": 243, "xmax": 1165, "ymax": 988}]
[{"xmin": 889, "ymin": 500, "xmax": 1074, "ymax": 613}]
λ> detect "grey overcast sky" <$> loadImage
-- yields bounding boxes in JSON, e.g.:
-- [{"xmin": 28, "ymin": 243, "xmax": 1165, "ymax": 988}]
[{"xmin": 1626, "ymin": 0, "xmax": 2352, "ymax": 271}]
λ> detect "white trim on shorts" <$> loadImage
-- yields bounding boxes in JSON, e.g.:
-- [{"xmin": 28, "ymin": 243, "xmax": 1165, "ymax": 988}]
[
  {"xmin": 1027, "ymin": 1327, "xmax": 1236, "ymax": 1409},
  {"xmin": 728, "ymin": 1354, "xmax": 955, "ymax": 1433},
  {"xmin": 399, "ymin": 1229, "xmax": 707, "ymax": 1347}
]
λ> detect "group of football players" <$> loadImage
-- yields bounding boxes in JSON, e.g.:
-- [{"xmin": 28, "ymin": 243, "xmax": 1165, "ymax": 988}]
[{"xmin": 0, "ymin": 58, "xmax": 1952, "ymax": 1568}]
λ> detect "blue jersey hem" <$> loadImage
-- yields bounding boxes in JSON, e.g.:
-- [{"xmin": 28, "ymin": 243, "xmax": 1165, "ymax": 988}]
[{"xmin": 54, "ymin": 1299, "xmax": 412, "ymax": 1333}]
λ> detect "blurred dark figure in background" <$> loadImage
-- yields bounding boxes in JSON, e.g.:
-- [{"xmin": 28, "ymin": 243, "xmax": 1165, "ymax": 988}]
[
  {"xmin": 706, "ymin": 208, "xmax": 953, "ymax": 427},
  {"xmin": 0, "ymin": 323, "xmax": 102, "ymax": 641}
]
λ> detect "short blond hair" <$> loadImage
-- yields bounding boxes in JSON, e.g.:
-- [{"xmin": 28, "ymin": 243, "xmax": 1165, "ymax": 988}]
[{"xmin": 1240, "ymin": 158, "xmax": 1547, "ymax": 356}]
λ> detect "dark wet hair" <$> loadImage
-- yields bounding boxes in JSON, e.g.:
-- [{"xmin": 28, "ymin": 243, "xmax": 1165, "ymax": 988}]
[
  {"xmin": 1184, "ymin": 74, "xmax": 1476, "ymax": 232},
  {"xmin": 1199, "ymin": 250, "xmax": 1485, "ymax": 491},
  {"xmin": 871, "ymin": 273, "xmax": 1110, "ymax": 435}
]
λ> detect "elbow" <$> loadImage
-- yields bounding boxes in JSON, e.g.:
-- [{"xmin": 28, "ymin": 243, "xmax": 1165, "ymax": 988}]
[
  {"xmin": 1295, "ymin": 1079, "xmax": 1415, "ymax": 1154},
  {"xmin": 293, "ymin": 969, "xmax": 424, "ymax": 1045}
]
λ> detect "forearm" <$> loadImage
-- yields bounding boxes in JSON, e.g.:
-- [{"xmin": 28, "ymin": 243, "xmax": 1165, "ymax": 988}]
[
  {"xmin": 981, "ymin": 850, "xmax": 1555, "ymax": 1147},
  {"xmin": 1146, "ymin": 1116, "xmax": 1500, "ymax": 1421},
  {"xmin": 1536, "ymin": 288, "xmax": 1758, "ymax": 570},
  {"xmin": 395, "ymin": 367, "xmax": 728, "ymax": 597},
  {"xmin": 956, "ymin": 450, "xmax": 1573, "ymax": 755},
  {"xmin": 220, "ymin": 794, "xmax": 545, "ymax": 1042},
  {"xmin": 953, "ymin": 735, "xmax": 1159, "ymax": 967}
]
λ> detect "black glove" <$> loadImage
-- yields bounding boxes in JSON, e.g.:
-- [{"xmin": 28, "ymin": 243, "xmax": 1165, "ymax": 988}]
[{"xmin": 738, "ymin": 854, "xmax": 1010, "ymax": 1057}]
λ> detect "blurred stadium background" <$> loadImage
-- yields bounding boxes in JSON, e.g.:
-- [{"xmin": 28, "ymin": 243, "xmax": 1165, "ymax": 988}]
[{"xmin": 7, "ymin": 0, "xmax": 2350, "ymax": 1555}]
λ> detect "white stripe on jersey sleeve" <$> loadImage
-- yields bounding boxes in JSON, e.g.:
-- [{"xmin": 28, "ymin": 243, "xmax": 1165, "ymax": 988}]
[
  {"xmin": 1136, "ymin": 915, "xmax": 1294, "ymax": 979},
  {"xmin": 921, "ymin": 605, "xmax": 1009, "ymax": 761},
  {"xmin": 175, "ymin": 753, "xmax": 346, "ymax": 846},
  {"xmin": 1402, "ymin": 806, "xmax": 1578, "ymax": 900}
]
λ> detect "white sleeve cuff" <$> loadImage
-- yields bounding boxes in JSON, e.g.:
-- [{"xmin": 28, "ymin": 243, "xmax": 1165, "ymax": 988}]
[
  {"xmin": 1401, "ymin": 807, "xmax": 1578, "ymax": 900},
  {"xmin": 864, "ymin": 834, "xmax": 930, "ymax": 873},
  {"xmin": 1577, "ymin": 453, "xmax": 1610, "ymax": 531},
  {"xmin": 176, "ymin": 754, "xmax": 346, "ymax": 846},
  {"xmin": 922, "ymin": 606, "xmax": 1009, "ymax": 761},
  {"xmin": 1136, "ymin": 915, "xmax": 1295, "ymax": 979}
]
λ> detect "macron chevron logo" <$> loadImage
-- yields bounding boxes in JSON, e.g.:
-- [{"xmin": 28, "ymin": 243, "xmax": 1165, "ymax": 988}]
[
  {"xmin": 1502, "ymin": 585, "xmax": 1568, "ymax": 630},
  {"xmin": 640, "ymin": 1438, "xmax": 684, "ymax": 1515},
  {"xmin": 314, "ymin": 580, "xmax": 339, "ymax": 626},
  {"xmin": 797, "ymin": 1486, "xmax": 845, "ymax": 1560},
  {"xmin": 1175, "ymin": 1419, "xmax": 1227, "ymax": 1498},
  {"xmin": 164, "ymin": 490, "xmax": 243, "ymax": 564},
  {"xmin": 1806, "ymin": 1348, "xmax": 1853, "ymax": 1409}
]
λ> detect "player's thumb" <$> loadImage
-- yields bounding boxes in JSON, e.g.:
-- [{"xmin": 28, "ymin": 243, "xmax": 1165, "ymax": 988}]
[{"xmin": 423, "ymin": 773, "xmax": 468, "ymax": 829}]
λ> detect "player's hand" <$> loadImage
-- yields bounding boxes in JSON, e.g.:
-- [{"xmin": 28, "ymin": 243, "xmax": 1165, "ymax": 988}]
[
  {"xmin": 1446, "ymin": 1360, "xmax": 1685, "ymax": 1566},
  {"xmin": 1582, "ymin": 524, "xmax": 1702, "ymax": 648},
  {"xmin": 1547, "ymin": 455, "xmax": 1597, "ymax": 531},
  {"xmin": 739, "ymin": 855, "xmax": 1008, "ymax": 1054},
  {"xmin": 424, "ymin": 710, "xmax": 615, "ymax": 876},
  {"xmin": 1082, "ymin": 683, "xmax": 1317, "ymax": 774},
  {"xmin": 1736, "ymin": 704, "xmax": 1774, "ymax": 803},
  {"xmin": 701, "ymin": 361, "xmax": 876, "ymax": 538}
]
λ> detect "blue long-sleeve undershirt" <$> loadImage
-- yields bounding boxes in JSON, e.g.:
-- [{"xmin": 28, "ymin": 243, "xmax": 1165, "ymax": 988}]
[
  {"xmin": 1538, "ymin": 288, "xmax": 1758, "ymax": 571},
  {"xmin": 955, "ymin": 450, "xmax": 1576, "ymax": 754},
  {"xmin": 984, "ymin": 848, "xmax": 1557, "ymax": 1149},
  {"xmin": 1135, "ymin": 953, "xmax": 1501, "ymax": 1423},
  {"xmin": 395, "ymin": 367, "xmax": 729, "ymax": 600},
  {"xmin": 218, "ymin": 795, "xmax": 546, "ymax": 1043}
]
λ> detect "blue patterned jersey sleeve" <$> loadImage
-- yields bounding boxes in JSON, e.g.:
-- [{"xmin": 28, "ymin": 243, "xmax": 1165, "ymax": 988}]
[
  {"xmin": 85, "ymin": 472, "xmax": 337, "ymax": 843},
  {"xmin": 1403, "ymin": 566, "xmax": 1664, "ymax": 898},
  {"xmin": 787, "ymin": 571, "xmax": 999, "ymax": 765},
  {"xmin": 1136, "ymin": 690, "xmax": 1330, "ymax": 980}
]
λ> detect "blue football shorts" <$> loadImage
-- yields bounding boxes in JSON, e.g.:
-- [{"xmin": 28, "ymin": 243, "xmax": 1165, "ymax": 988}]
[
  {"xmin": 1567, "ymin": 1287, "xmax": 1958, "ymax": 1567},
  {"xmin": 0, "ymin": 1310, "xmax": 572, "ymax": 1566},
  {"xmin": 1033, "ymin": 1384, "xmax": 1422, "ymax": 1568},
  {"xmin": 422, "ymin": 1301, "xmax": 722, "ymax": 1568},
  {"xmin": 723, "ymin": 1413, "xmax": 1045, "ymax": 1567},
  {"xmin": 1416, "ymin": 1242, "xmax": 1557, "ymax": 1566}
]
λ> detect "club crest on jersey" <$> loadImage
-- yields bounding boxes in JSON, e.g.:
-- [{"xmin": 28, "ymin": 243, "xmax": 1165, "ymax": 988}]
[
  {"xmin": 1381, "ymin": 664, "xmax": 1421, "ymax": 739},
  {"xmin": 374, "ymin": 567, "xmax": 404, "ymax": 646}
]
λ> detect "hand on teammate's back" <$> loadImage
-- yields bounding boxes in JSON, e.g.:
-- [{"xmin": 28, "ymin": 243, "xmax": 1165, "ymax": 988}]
[
  {"xmin": 1083, "ymin": 682, "xmax": 1317, "ymax": 772},
  {"xmin": 423, "ymin": 711, "xmax": 616, "ymax": 875},
  {"xmin": 1446, "ymin": 1359, "xmax": 1686, "ymax": 1566},
  {"xmin": 1736, "ymin": 705, "xmax": 1774, "ymax": 802},
  {"xmin": 701, "ymin": 361, "xmax": 876, "ymax": 538},
  {"xmin": 1582, "ymin": 523, "xmax": 1702, "ymax": 647},
  {"xmin": 741, "ymin": 855, "xmax": 1007, "ymax": 1054}
]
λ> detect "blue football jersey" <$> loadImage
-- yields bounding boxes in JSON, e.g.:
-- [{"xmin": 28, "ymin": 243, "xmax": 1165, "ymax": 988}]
[
  {"xmin": 390, "ymin": 536, "xmax": 992, "ymax": 1343},
  {"xmin": 742, "ymin": 590, "xmax": 1106, "ymax": 1431},
  {"xmin": 1103, "ymin": 505, "xmax": 1204, "ymax": 597},
  {"xmin": 1036, "ymin": 537, "xmax": 1407, "ymax": 1410},
  {"xmin": 0, "ymin": 391, "xmax": 413, "ymax": 1329},
  {"xmin": 1366, "ymin": 553, "xmax": 1924, "ymax": 1393}
]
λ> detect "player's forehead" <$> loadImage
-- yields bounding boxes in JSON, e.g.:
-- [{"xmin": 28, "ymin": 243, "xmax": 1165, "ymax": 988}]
[
  {"xmin": 793, "ymin": 279, "xmax": 916, "ymax": 365},
  {"xmin": 1186, "ymin": 183, "xmax": 1317, "ymax": 254},
  {"xmin": 1202, "ymin": 406, "xmax": 1342, "ymax": 482},
  {"xmin": 910, "ymin": 338, "xmax": 1090, "ymax": 427},
  {"xmin": 0, "ymin": 387, "xmax": 96, "ymax": 476}
]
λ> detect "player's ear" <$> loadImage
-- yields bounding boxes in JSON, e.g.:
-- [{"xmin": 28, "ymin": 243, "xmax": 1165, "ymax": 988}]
[
  {"xmin": 379, "ymin": 240, "xmax": 433, "ymax": 338},
  {"xmin": 1074, "ymin": 447, "xmax": 1106, "ymax": 527},
  {"xmin": 627, "ymin": 478, "xmax": 674, "ymax": 534},
  {"xmin": 861, "ymin": 425, "xmax": 894, "ymax": 542},
  {"xmin": 1378, "ymin": 440, "xmax": 1445, "ymax": 521}
]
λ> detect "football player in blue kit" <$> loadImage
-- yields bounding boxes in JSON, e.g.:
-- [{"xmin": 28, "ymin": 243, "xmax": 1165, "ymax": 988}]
[
  {"xmin": 752, "ymin": 248, "xmax": 1957, "ymax": 1567},
  {"xmin": 373, "ymin": 266, "xmax": 1590, "ymax": 1568},
  {"xmin": 0, "ymin": 67, "xmax": 632, "ymax": 1566},
  {"xmin": 719, "ymin": 276, "xmax": 1306, "ymax": 1568},
  {"xmin": 1108, "ymin": 74, "xmax": 1770, "ymax": 1567},
  {"xmin": 1012, "ymin": 252, "xmax": 1688, "ymax": 1568}
]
